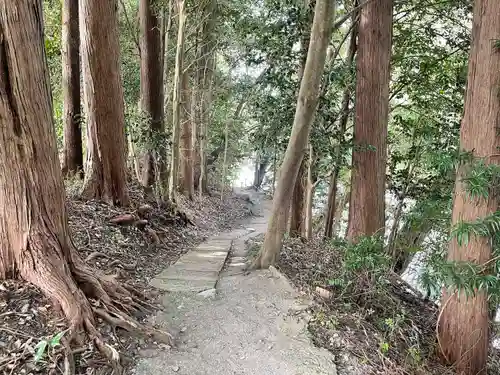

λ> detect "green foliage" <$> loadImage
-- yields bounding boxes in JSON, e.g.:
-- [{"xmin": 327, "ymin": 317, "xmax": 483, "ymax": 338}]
[{"xmin": 34, "ymin": 330, "xmax": 68, "ymax": 363}]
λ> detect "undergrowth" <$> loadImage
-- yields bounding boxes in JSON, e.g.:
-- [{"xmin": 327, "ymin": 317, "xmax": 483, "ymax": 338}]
[{"xmin": 272, "ymin": 235, "xmax": 500, "ymax": 375}]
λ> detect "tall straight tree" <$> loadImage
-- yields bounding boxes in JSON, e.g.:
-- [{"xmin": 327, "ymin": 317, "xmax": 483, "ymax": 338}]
[
  {"xmin": 197, "ymin": 0, "xmax": 216, "ymax": 196},
  {"xmin": 251, "ymin": 0, "xmax": 335, "ymax": 268},
  {"xmin": 437, "ymin": 1, "xmax": 500, "ymax": 373},
  {"xmin": 0, "ymin": 0, "xmax": 171, "ymax": 362},
  {"xmin": 324, "ymin": 7, "xmax": 358, "ymax": 238},
  {"xmin": 80, "ymin": 0, "xmax": 129, "ymax": 205},
  {"xmin": 180, "ymin": 69, "xmax": 194, "ymax": 198},
  {"xmin": 61, "ymin": 0, "xmax": 83, "ymax": 177},
  {"xmin": 140, "ymin": 0, "xmax": 164, "ymax": 188},
  {"xmin": 346, "ymin": 0, "xmax": 392, "ymax": 241},
  {"xmin": 168, "ymin": 0, "xmax": 187, "ymax": 200}
]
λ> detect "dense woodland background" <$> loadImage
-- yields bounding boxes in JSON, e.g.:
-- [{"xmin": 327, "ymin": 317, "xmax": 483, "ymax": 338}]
[{"xmin": 2, "ymin": 0, "xmax": 500, "ymax": 374}]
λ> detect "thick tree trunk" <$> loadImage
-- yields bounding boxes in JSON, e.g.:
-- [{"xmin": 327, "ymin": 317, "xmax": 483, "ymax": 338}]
[
  {"xmin": 80, "ymin": 0, "xmax": 129, "ymax": 206},
  {"xmin": 437, "ymin": 1, "xmax": 500, "ymax": 373},
  {"xmin": 0, "ymin": 1, "xmax": 171, "ymax": 363},
  {"xmin": 168, "ymin": 0, "xmax": 186, "ymax": 201},
  {"xmin": 61, "ymin": 0, "xmax": 83, "ymax": 178},
  {"xmin": 346, "ymin": 0, "xmax": 392, "ymax": 241},
  {"xmin": 289, "ymin": 158, "xmax": 306, "ymax": 237},
  {"xmin": 323, "ymin": 14, "xmax": 358, "ymax": 238},
  {"xmin": 180, "ymin": 69, "xmax": 194, "ymax": 198},
  {"xmin": 251, "ymin": 0, "xmax": 335, "ymax": 269},
  {"xmin": 139, "ymin": 0, "xmax": 164, "ymax": 188}
]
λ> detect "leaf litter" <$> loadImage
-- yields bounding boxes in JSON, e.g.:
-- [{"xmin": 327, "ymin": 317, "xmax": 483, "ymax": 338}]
[
  {"xmin": 0, "ymin": 182, "xmax": 252, "ymax": 375},
  {"xmin": 245, "ymin": 234, "xmax": 500, "ymax": 375}
]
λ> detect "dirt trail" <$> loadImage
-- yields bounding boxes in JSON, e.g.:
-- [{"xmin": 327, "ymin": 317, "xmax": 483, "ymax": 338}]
[{"xmin": 133, "ymin": 189, "xmax": 337, "ymax": 375}]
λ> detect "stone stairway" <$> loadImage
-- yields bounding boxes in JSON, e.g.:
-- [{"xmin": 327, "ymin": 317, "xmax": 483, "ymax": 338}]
[{"xmin": 149, "ymin": 228, "xmax": 255, "ymax": 293}]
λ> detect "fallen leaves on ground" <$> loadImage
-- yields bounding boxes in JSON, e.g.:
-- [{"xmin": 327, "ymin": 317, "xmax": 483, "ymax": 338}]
[{"xmin": 0, "ymin": 183, "xmax": 252, "ymax": 375}]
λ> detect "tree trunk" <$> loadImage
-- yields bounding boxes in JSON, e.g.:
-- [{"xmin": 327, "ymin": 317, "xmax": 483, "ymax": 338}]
[
  {"xmin": 324, "ymin": 171, "xmax": 338, "ymax": 238},
  {"xmin": 168, "ymin": 0, "xmax": 187, "ymax": 201},
  {"xmin": 158, "ymin": 0, "xmax": 173, "ymax": 200},
  {"xmin": 334, "ymin": 189, "xmax": 349, "ymax": 236},
  {"xmin": 253, "ymin": 153, "xmax": 269, "ymax": 189},
  {"xmin": 80, "ymin": 0, "xmax": 129, "ymax": 206},
  {"xmin": 139, "ymin": 0, "xmax": 163, "ymax": 188},
  {"xmin": 288, "ymin": 7, "xmax": 312, "ymax": 237},
  {"xmin": 323, "ymin": 12, "xmax": 358, "ymax": 238},
  {"xmin": 251, "ymin": 0, "xmax": 335, "ymax": 269},
  {"xmin": 305, "ymin": 145, "xmax": 317, "ymax": 240},
  {"xmin": 197, "ymin": 0, "xmax": 216, "ymax": 196},
  {"xmin": 289, "ymin": 158, "xmax": 306, "ymax": 237},
  {"xmin": 0, "ymin": 1, "xmax": 171, "ymax": 362},
  {"xmin": 180, "ymin": 69, "xmax": 194, "ymax": 198},
  {"xmin": 437, "ymin": 1, "xmax": 500, "ymax": 373},
  {"xmin": 61, "ymin": 0, "xmax": 83, "ymax": 178},
  {"xmin": 346, "ymin": 0, "xmax": 392, "ymax": 241},
  {"xmin": 392, "ymin": 216, "xmax": 430, "ymax": 275}
]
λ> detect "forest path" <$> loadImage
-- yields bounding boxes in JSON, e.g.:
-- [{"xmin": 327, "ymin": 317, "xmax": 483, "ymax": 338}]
[{"xmin": 133, "ymin": 189, "xmax": 337, "ymax": 375}]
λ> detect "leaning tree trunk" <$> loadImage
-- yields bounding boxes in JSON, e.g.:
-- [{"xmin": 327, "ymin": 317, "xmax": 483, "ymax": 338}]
[
  {"xmin": 437, "ymin": 1, "xmax": 500, "ymax": 373},
  {"xmin": 346, "ymin": 0, "xmax": 392, "ymax": 241},
  {"xmin": 139, "ymin": 0, "xmax": 164, "ymax": 188},
  {"xmin": 251, "ymin": 0, "xmax": 335, "ymax": 269},
  {"xmin": 80, "ymin": 0, "xmax": 129, "ymax": 206},
  {"xmin": 0, "ymin": 1, "xmax": 171, "ymax": 366},
  {"xmin": 289, "ymin": 5, "xmax": 312, "ymax": 237},
  {"xmin": 61, "ymin": 0, "xmax": 83, "ymax": 177}
]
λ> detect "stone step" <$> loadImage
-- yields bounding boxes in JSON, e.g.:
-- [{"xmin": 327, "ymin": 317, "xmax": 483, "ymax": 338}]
[
  {"xmin": 156, "ymin": 268, "xmax": 219, "ymax": 281},
  {"xmin": 196, "ymin": 244, "xmax": 231, "ymax": 252},
  {"xmin": 150, "ymin": 277, "xmax": 216, "ymax": 292},
  {"xmin": 180, "ymin": 252, "xmax": 228, "ymax": 263}
]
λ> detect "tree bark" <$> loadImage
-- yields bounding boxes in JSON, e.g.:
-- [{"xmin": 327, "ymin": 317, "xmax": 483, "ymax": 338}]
[
  {"xmin": 305, "ymin": 144, "xmax": 317, "ymax": 240},
  {"xmin": 253, "ymin": 153, "xmax": 269, "ymax": 189},
  {"xmin": 0, "ymin": 1, "xmax": 171, "ymax": 362},
  {"xmin": 289, "ymin": 7, "xmax": 312, "ymax": 238},
  {"xmin": 334, "ymin": 189, "xmax": 349, "ymax": 236},
  {"xmin": 61, "ymin": 0, "xmax": 83, "ymax": 178},
  {"xmin": 324, "ymin": 15, "xmax": 358, "ymax": 238},
  {"xmin": 251, "ymin": 0, "xmax": 335, "ymax": 269},
  {"xmin": 180, "ymin": 69, "xmax": 194, "ymax": 198},
  {"xmin": 346, "ymin": 0, "xmax": 392, "ymax": 241},
  {"xmin": 437, "ymin": 1, "xmax": 500, "ymax": 373},
  {"xmin": 80, "ymin": 0, "xmax": 129, "ymax": 206},
  {"xmin": 289, "ymin": 158, "xmax": 306, "ymax": 237},
  {"xmin": 168, "ymin": 0, "xmax": 187, "ymax": 201},
  {"xmin": 139, "ymin": 0, "xmax": 164, "ymax": 188},
  {"xmin": 197, "ymin": 0, "xmax": 216, "ymax": 196},
  {"xmin": 159, "ymin": 0, "xmax": 173, "ymax": 200}
]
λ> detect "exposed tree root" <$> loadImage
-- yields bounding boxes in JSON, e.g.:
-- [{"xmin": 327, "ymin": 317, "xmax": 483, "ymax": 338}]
[{"xmin": 18, "ymin": 250, "xmax": 175, "ymax": 374}]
